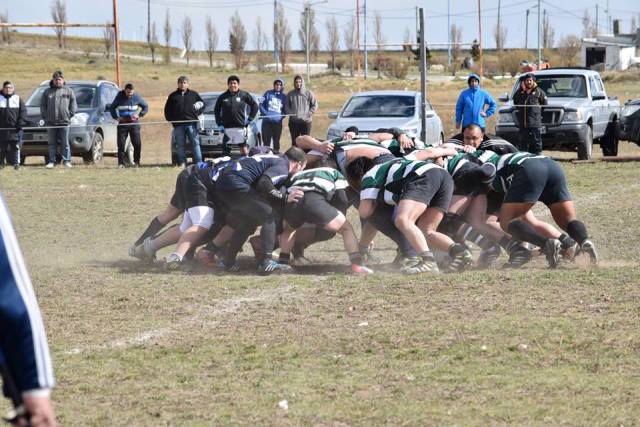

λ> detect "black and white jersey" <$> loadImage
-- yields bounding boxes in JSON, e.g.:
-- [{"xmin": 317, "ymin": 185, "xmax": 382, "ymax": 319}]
[{"xmin": 446, "ymin": 132, "xmax": 518, "ymax": 155}]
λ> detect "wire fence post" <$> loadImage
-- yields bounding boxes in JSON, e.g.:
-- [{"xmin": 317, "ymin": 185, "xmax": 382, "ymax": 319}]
[{"xmin": 419, "ymin": 8, "xmax": 427, "ymax": 144}]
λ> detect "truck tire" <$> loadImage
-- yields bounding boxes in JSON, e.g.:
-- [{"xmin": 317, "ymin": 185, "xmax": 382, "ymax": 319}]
[
  {"xmin": 578, "ymin": 126, "xmax": 593, "ymax": 160},
  {"xmin": 83, "ymin": 132, "xmax": 104, "ymax": 164},
  {"xmin": 601, "ymin": 119, "xmax": 619, "ymax": 157}
]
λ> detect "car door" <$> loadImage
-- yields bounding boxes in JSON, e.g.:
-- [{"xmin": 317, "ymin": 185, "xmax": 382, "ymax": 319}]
[
  {"xmin": 589, "ymin": 76, "xmax": 607, "ymax": 138},
  {"xmin": 99, "ymin": 85, "xmax": 119, "ymax": 152}
]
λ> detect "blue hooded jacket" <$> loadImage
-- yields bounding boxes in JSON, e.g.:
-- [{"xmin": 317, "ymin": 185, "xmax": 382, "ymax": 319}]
[
  {"xmin": 260, "ymin": 79, "xmax": 286, "ymax": 123},
  {"xmin": 455, "ymin": 73, "xmax": 497, "ymax": 129}
]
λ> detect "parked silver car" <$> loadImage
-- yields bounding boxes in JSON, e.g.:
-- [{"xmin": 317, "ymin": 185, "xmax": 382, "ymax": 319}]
[
  {"xmin": 170, "ymin": 91, "xmax": 262, "ymax": 164},
  {"xmin": 22, "ymin": 80, "xmax": 132, "ymax": 164},
  {"xmin": 326, "ymin": 90, "xmax": 444, "ymax": 145}
]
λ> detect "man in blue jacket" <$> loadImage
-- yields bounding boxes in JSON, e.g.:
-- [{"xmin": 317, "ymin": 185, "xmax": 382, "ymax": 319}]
[
  {"xmin": 0, "ymin": 194, "xmax": 57, "ymax": 426},
  {"xmin": 109, "ymin": 83, "xmax": 148, "ymax": 167},
  {"xmin": 260, "ymin": 79, "xmax": 286, "ymax": 153},
  {"xmin": 455, "ymin": 73, "xmax": 496, "ymax": 131}
]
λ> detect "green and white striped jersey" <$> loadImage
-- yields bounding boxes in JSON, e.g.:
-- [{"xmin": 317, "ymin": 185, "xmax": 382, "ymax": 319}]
[
  {"xmin": 360, "ymin": 158, "xmax": 441, "ymax": 205},
  {"xmin": 473, "ymin": 150, "xmax": 547, "ymax": 193},
  {"xmin": 443, "ymin": 151, "xmax": 481, "ymax": 177},
  {"xmin": 288, "ymin": 167, "xmax": 348, "ymax": 197}
]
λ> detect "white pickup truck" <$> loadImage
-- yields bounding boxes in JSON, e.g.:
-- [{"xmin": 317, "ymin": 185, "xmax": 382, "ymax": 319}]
[{"xmin": 495, "ymin": 69, "xmax": 620, "ymax": 160}]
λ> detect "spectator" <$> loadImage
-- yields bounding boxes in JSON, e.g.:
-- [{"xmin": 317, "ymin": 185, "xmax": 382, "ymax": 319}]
[
  {"xmin": 285, "ymin": 75, "xmax": 317, "ymax": 146},
  {"xmin": 40, "ymin": 70, "xmax": 76, "ymax": 169},
  {"xmin": 109, "ymin": 83, "xmax": 148, "ymax": 168},
  {"xmin": 260, "ymin": 79, "xmax": 286, "ymax": 153},
  {"xmin": 513, "ymin": 73, "xmax": 548, "ymax": 154},
  {"xmin": 0, "ymin": 193, "xmax": 57, "ymax": 427},
  {"xmin": 164, "ymin": 76, "xmax": 205, "ymax": 167},
  {"xmin": 213, "ymin": 75, "xmax": 258, "ymax": 157},
  {"xmin": 455, "ymin": 73, "xmax": 496, "ymax": 131},
  {"xmin": 0, "ymin": 81, "xmax": 27, "ymax": 170}
]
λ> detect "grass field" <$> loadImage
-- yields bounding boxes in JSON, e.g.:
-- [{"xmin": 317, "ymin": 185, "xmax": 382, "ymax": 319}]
[{"xmin": 2, "ymin": 41, "xmax": 640, "ymax": 425}]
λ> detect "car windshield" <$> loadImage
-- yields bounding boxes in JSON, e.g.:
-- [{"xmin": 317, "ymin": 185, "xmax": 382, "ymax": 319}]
[
  {"xmin": 202, "ymin": 95, "xmax": 219, "ymax": 114},
  {"xmin": 25, "ymin": 85, "xmax": 97, "ymax": 108},
  {"xmin": 341, "ymin": 95, "xmax": 415, "ymax": 118},
  {"xmin": 526, "ymin": 75, "xmax": 588, "ymax": 98}
]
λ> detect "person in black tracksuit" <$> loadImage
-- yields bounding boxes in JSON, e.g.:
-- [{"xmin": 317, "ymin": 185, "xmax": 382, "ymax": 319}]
[
  {"xmin": 0, "ymin": 81, "xmax": 27, "ymax": 169},
  {"xmin": 512, "ymin": 73, "xmax": 548, "ymax": 155},
  {"xmin": 213, "ymin": 75, "xmax": 258, "ymax": 157},
  {"xmin": 164, "ymin": 75, "xmax": 205, "ymax": 166},
  {"xmin": 109, "ymin": 83, "xmax": 148, "ymax": 167}
]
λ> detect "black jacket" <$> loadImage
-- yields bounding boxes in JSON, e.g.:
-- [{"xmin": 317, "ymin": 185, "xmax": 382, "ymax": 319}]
[
  {"xmin": 513, "ymin": 83, "xmax": 548, "ymax": 129},
  {"xmin": 0, "ymin": 93, "xmax": 27, "ymax": 142},
  {"xmin": 213, "ymin": 90, "xmax": 258, "ymax": 128},
  {"xmin": 163, "ymin": 89, "xmax": 204, "ymax": 128}
]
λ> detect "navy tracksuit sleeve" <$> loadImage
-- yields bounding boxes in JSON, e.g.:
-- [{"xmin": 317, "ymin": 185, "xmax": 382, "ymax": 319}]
[{"xmin": 0, "ymin": 195, "xmax": 55, "ymax": 394}]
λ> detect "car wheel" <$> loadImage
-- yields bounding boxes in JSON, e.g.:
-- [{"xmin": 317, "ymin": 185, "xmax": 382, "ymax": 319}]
[
  {"xmin": 83, "ymin": 132, "xmax": 104, "ymax": 164},
  {"xmin": 601, "ymin": 119, "xmax": 619, "ymax": 157},
  {"xmin": 577, "ymin": 126, "xmax": 593, "ymax": 160}
]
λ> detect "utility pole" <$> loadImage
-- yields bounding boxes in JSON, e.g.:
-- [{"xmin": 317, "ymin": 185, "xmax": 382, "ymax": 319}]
[
  {"xmin": 497, "ymin": 0, "xmax": 501, "ymax": 50},
  {"xmin": 364, "ymin": 0, "xmax": 368, "ymax": 79},
  {"xmin": 543, "ymin": 8, "xmax": 546, "ymax": 48},
  {"xmin": 147, "ymin": 0, "xmax": 150, "ymax": 43},
  {"xmin": 356, "ymin": 0, "xmax": 360, "ymax": 76},
  {"xmin": 537, "ymin": 0, "xmax": 541, "ymax": 68},
  {"xmin": 274, "ymin": 0, "xmax": 279, "ymax": 73},
  {"xmin": 596, "ymin": 3, "xmax": 599, "ymax": 37},
  {"xmin": 305, "ymin": 5, "xmax": 310, "ymax": 81},
  {"xmin": 525, "ymin": 9, "xmax": 529, "ymax": 49},
  {"xmin": 478, "ymin": 0, "xmax": 483, "ymax": 79},
  {"xmin": 418, "ymin": 8, "xmax": 427, "ymax": 143},
  {"xmin": 447, "ymin": 0, "xmax": 451, "ymax": 67},
  {"xmin": 113, "ymin": 0, "xmax": 121, "ymax": 86}
]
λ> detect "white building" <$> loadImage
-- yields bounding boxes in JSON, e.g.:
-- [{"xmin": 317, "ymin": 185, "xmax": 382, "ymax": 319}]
[{"xmin": 581, "ymin": 28, "xmax": 640, "ymax": 71}]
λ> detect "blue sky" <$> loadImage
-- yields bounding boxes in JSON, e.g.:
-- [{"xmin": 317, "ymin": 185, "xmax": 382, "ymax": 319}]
[{"xmin": 2, "ymin": 0, "xmax": 639, "ymax": 51}]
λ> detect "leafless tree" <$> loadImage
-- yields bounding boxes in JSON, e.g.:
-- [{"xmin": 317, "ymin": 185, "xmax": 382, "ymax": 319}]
[
  {"xmin": 543, "ymin": 13, "xmax": 555, "ymax": 48},
  {"xmin": 582, "ymin": 9, "xmax": 597, "ymax": 38},
  {"xmin": 149, "ymin": 21, "xmax": 159, "ymax": 63},
  {"xmin": 163, "ymin": 9, "xmax": 172, "ymax": 64},
  {"xmin": 229, "ymin": 10, "xmax": 247, "ymax": 69},
  {"xmin": 50, "ymin": 0, "xmax": 67, "ymax": 49},
  {"xmin": 181, "ymin": 16, "xmax": 193, "ymax": 65},
  {"xmin": 102, "ymin": 21, "xmax": 114, "ymax": 58},
  {"xmin": 558, "ymin": 34, "xmax": 581, "ymax": 66},
  {"xmin": 253, "ymin": 17, "xmax": 269, "ymax": 71},
  {"xmin": 326, "ymin": 15, "xmax": 340, "ymax": 71},
  {"xmin": 299, "ymin": 3, "xmax": 320, "ymax": 59},
  {"xmin": 275, "ymin": 3, "xmax": 291, "ymax": 72},
  {"xmin": 0, "ymin": 11, "xmax": 11, "ymax": 44},
  {"xmin": 402, "ymin": 27, "xmax": 412, "ymax": 59},
  {"xmin": 372, "ymin": 12, "xmax": 385, "ymax": 78},
  {"xmin": 343, "ymin": 15, "xmax": 356, "ymax": 77},
  {"xmin": 631, "ymin": 16, "xmax": 637, "ymax": 33},
  {"xmin": 450, "ymin": 24, "xmax": 462, "ymax": 76},
  {"xmin": 494, "ymin": 0, "xmax": 507, "ymax": 51},
  {"xmin": 205, "ymin": 15, "xmax": 218, "ymax": 68}
]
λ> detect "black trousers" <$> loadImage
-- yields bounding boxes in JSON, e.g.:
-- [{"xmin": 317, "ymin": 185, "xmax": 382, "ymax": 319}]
[
  {"xmin": 518, "ymin": 127, "xmax": 542, "ymax": 155},
  {"xmin": 262, "ymin": 121, "xmax": 283, "ymax": 153},
  {"xmin": 117, "ymin": 123, "xmax": 142, "ymax": 165},
  {"xmin": 288, "ymin": 120, "xmax": 312, "ymax": 147},
  {"xmin": 218, "ymin": 189, "xmax": 278, "ymax": 264},
  {"xmin": 0, "ymin": 131, "xmax": 22, "ymax": 166}
]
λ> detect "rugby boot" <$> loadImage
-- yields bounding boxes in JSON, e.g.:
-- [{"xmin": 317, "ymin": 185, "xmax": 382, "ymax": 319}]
[
  {"xmin": 351, "ymin": 264, "xmax": 374, "ymax": 274},
  {"xmin": 258, "ymin": 259, "xmax": 292, "ymax": 276},
  {"xmin": 165, "ymin": 253, "xmax": 184, "ymax": 271},
  {"xmin": 447, "ymin": 247, "xmax": 473, "ymax": 273},
  {"xmin": 477, "ymin": 244, "xmax": 502, "ymax": 269},
  {"xmin": 578, "ymin": 240, "xmax": 599, "ymax": 265},
  {"xmin": 543, "ymin": 238, "xmax": 562, "ymax": 269},
  {"xmin": 503, "ymin": 245, "xmax": 533, "ymax": 269},
  {"xmin": 402, "ymin": 259, "xmax": 440, "ymax": 275}
]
